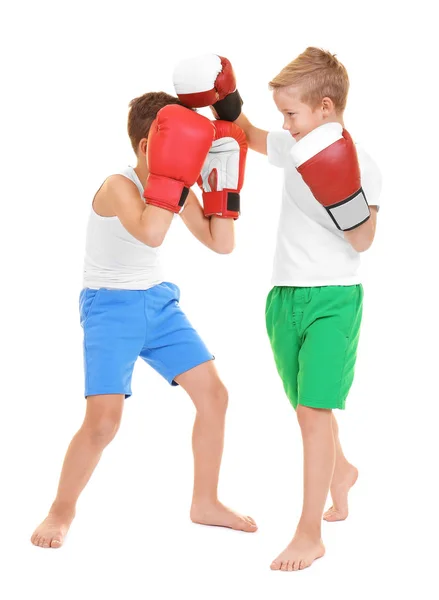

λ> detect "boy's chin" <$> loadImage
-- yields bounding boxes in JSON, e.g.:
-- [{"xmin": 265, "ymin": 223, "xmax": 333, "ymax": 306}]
[{"xmin": 293, "ymin": 124, "xmax": 324, "ymax": 141}]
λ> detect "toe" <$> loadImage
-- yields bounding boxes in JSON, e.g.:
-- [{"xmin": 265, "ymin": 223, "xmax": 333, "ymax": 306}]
[
  {"xmin": 323, "ymin": 510, "xmax": 337, "ymax": 521},
  {"xmin": 51, "ymin": 537, "xmax": 62, "ymax": 548},
  {"xmin": 241, "ymin": 517, "xmax": 257, "ymax": 532},
  {"xmin": 326, "ymin": 510, "xmax": 345, "ymax": 522},
  {"xmin": 270, "ymin": 560, "xmax": 281, "ymax": 570},
  {"xmin": 293, "ymin": 560, "xmax": 300, "ymax": 571},
  {"xmin": 280, "ymin": 561, "xmax": 289, "ymax": 571},
  {"xmin": 247, "ymin": 516, "xmax": 257, "ymax": 526}
]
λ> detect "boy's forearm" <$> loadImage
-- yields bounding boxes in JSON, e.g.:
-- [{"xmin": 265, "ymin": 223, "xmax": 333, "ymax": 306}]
[
  {"xmin": 180, "ymin": 191, "xmax": 235, "ymax": 253},
  {"xmin": 235, "ymin": 113, "xmax": 268, "ymax": 155},
  {"xmin": 343, "ymin": 206, "xmax": 377, "ymax": 252},
  {"xmin": 235, "ymin": 113, "xmax": 252, "ymax": 137},
  {"xmin": 140, "ymin": 204, "xmax": 175, "ymax": 247},
  {"xmin": 208, "ymin": 217, "xmax": 235, "ymax": 254}
]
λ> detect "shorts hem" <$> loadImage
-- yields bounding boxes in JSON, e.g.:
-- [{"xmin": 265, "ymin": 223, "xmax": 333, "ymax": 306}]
[
  {"xmin": 168, "ymin": 354, "xmax": 215, "ymax": 386},
  {"xmin": 298, "ymin": 396, "xmax": 346, "ymax": 410},
  {"xmin": 85, "ymin": 389, "xmax": 132, "ymax": 399}
]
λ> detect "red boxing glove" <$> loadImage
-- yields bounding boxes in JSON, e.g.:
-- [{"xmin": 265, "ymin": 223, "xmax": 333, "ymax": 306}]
[
  {"xmin": 198, "ymin": 120, "xmax": 248, "ymax": 219},
  {"xmin": 173, "ymin": 54, "xmax": 243, "ymax": 121},
  {"xmin": 290, "ymin": 123, "xmax": 370, "ymax": 231},
  {"xmin": 144, "ymin": 105, "xmax": 215, "ymax": 213}
]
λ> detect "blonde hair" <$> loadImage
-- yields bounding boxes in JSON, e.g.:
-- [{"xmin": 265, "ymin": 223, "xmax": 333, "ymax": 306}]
[{"xmin": 269, "ymin": 47, "xmax": 349, "ymax": 113}]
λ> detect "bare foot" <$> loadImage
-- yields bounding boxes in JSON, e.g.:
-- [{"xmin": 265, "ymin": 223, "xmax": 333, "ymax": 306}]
[
  {"xmin": 31, "ymin": 508, "xmax": 75, "ymax": 549},
  {"xmin": 270, "ymin": 531, "xmax": 325, "ymax": 571},
  {"xmin": 190, "ymin": 500, "xmax": 257, "ymax": 533},
  {"xmin": 323, "ymin": 463, "xmax": 358, "ymax": 522}
]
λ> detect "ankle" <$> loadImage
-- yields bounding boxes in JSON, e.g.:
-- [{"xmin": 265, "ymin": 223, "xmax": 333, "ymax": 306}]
[
  {"xmin": 296, "ymin": 520, "xmax": 322, "ymax": 540},
  {"xmin": 334, "ymin": 460, "xmax": 357, "ymax": 476},
  {"xmin": 50, "ymin": 500, "xmax": 76, "ymax": 518},
  {"xmin": 191, "ymin": 495, "xmax": 219, "ymax": 508}
]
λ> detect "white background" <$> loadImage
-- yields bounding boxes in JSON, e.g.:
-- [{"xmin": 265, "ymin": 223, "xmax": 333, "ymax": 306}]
[{"xmin": 1, "ymin": 0, "xmax": 438, "ymax": 598}]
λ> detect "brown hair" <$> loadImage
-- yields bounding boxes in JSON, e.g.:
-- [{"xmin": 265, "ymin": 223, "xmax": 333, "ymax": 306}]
[
  {"xmin": 269, "ymin": 47, "xmax": 349, "ymax": 113},
  {"xmin": 127, "ymin": 91, "xmax": 185, "ymax": 153}
]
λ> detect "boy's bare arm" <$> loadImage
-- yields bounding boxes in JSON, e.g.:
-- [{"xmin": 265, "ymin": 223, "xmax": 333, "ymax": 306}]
[
  {"xmin": 343, "ymin": 206, "xmax": 378, "ymax": 252},
  {"xmin": 235, "ymin": 113, "xmax": 268, "ymax": 155},
  {"xmin": 104, "ymin": 175, "xmax": 174, "ymax": 247},
  {"xmin": 180, "ymin": 190, "xmax": 235, "ymax": 254}
]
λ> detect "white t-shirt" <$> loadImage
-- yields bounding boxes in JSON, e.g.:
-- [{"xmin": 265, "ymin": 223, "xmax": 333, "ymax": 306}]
[
  {"xmin": 267, "ymin": 130, "xmax": 382, "ymax": 287},
  {"xmin": 83, "ymin": 166, "xmax": 165, "ymax": 290}
]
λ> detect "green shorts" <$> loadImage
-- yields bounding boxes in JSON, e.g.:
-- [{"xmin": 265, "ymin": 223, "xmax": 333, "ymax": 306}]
[{"xmin": 265, "ymin": 285, "xmax": 363, "ymax": 410}]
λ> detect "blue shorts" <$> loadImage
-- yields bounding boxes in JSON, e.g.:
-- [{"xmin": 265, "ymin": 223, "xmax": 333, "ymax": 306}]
[{"xmin": 79, "ymin": 282, "xmax": 214, "ymax": 398}]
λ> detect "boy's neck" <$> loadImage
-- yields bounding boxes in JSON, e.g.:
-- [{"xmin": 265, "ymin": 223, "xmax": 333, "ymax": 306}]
[
  {"xmin": 134, "ymin": 161, "xmax": 149, "ymax": 188},
  {"xmin": 324, "ymin": 115, "xmax": 344, "ymax": 128}
]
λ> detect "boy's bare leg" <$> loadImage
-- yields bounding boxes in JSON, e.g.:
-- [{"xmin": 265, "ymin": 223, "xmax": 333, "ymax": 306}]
[
  {"xmin": 31, "ymin": 394, "xmax": 124, "ymax": 548},
  {"xmin": 271, "ymin": 406, "xmax": 332, "ymax": 571},
  {"xmin": 175, "ymin": 361, "xmax": 257, "ymax": 533},
  {"xmin": 323, "ymin": 413, "xmax": 358, "ymax": 522}
]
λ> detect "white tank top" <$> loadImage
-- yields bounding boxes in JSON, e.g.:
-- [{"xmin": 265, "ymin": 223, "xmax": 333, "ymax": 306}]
[{"xmin": 83, "ymin": 166, "xmax": 164, "ymax": 290}]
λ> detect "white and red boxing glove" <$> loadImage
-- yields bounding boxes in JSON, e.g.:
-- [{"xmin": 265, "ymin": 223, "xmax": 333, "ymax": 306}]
[
  {"xmin": 173, "ymin": 54, "xmax": 243, "ymax": 121},
  {"xmin": 290, "ymin": 123, "xmax": 370, "ymax": 231},
  {"xmin": 144, "ymin": 105, "xmax": 215, "ymax": 213},
  {"xmin": 198, "ymin": 121, "xmax": 248, "ymax": 219}
]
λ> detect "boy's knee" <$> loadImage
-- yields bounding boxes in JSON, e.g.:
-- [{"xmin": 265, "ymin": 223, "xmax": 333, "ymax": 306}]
[
  {"xmin": 84, "ymin": 413, "xmax": 121, "ymax": 445},
  {"xmin": 198, "ymin": 381, "xmax": 229, "ymax": 416},
  {"xmin": 210, "ymin": 382, "xmax": 229, "ymax": 413},
  {"xmin": 296, "ymin": 404, "xmax": 332, "ymax": 433}
]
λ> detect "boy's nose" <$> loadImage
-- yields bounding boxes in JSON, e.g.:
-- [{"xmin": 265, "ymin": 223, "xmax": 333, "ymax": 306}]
[{"xmin": 283, "ymin": 121, "xmax": 290, "ymax": 131}]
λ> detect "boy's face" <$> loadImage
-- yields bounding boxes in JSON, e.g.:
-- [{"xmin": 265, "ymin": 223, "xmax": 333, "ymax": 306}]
[{"xmin": 273, "ymin": 86, "xmax": 330, "ymax": 142}]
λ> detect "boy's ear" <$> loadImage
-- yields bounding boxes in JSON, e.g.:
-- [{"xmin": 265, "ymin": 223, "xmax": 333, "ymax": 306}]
[
  {"xmin": 321, "ymin": 96, "xmax": 335, "ymax": 114},
  {"xmin": 139, "ymin": 138, "xmax": 148, "ymax": 156}
]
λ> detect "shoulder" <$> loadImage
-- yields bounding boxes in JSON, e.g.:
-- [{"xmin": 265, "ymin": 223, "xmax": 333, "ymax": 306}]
[
  {"xmin": 102, "ymin": 174, "xmax": 139, "ymax": 198},
  {"xmin": 99, "ymin": 175, "xmax": 144, "ymax": 217},
  {"xmin": 93, "ymin": 174, "xmax": 138, "ymax": 217}
]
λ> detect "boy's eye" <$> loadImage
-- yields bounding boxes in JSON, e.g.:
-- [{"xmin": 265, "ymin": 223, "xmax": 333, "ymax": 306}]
[{"xmin": 287, "ymin": 112, "xmax": 296, "ymax": 117}]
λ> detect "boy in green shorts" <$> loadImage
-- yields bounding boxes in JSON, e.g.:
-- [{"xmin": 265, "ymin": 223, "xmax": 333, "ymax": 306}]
[{"xmin": 173, "ymin": 47, "xmax": 382, "ymax": 570}]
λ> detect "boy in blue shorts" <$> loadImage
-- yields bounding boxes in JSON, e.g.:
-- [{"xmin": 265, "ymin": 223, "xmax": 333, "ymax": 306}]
[
  {"xmin": 173, "ymin": 48, "xmax": 382, "ymax": 571},
  {"xmin": 31, "ymin": 92, "xmax": 256, "ymax": 548}
]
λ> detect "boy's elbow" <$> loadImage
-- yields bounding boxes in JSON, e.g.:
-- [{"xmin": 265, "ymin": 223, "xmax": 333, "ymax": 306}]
[
  {"xmin": 213, "ymin": 240, "xmax": 235, "ymax": 254},
  {"xmin": 147, "ymin": 238, "xmax": 164, "ymax": 249},
  {"xmin": 142, "ymin": 230, "xmax": 166, "ymax": 248},
  {"xmin": 352, "ymin": 238, "xmax": 373, "ymax": 253},
  {"xmin": 345, "ymin": 217, "xmax": 376, "ymax": 252}
]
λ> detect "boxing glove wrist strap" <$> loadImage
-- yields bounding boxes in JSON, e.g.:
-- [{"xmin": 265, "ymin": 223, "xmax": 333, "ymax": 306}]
[
  {"xmin": 143, "ymin": 174, "xmax": 189, "ymax": 213},
  {"xmin": 202, "ymin": 190, "xmax": 240, "ymax": 218},
  {"xmin": 327, "ymin": 188, "xmax": 370, "ymax": 231},
  {"xmin": 212, "ymin": 90, "xmax": 243, "ymax": 121}
]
